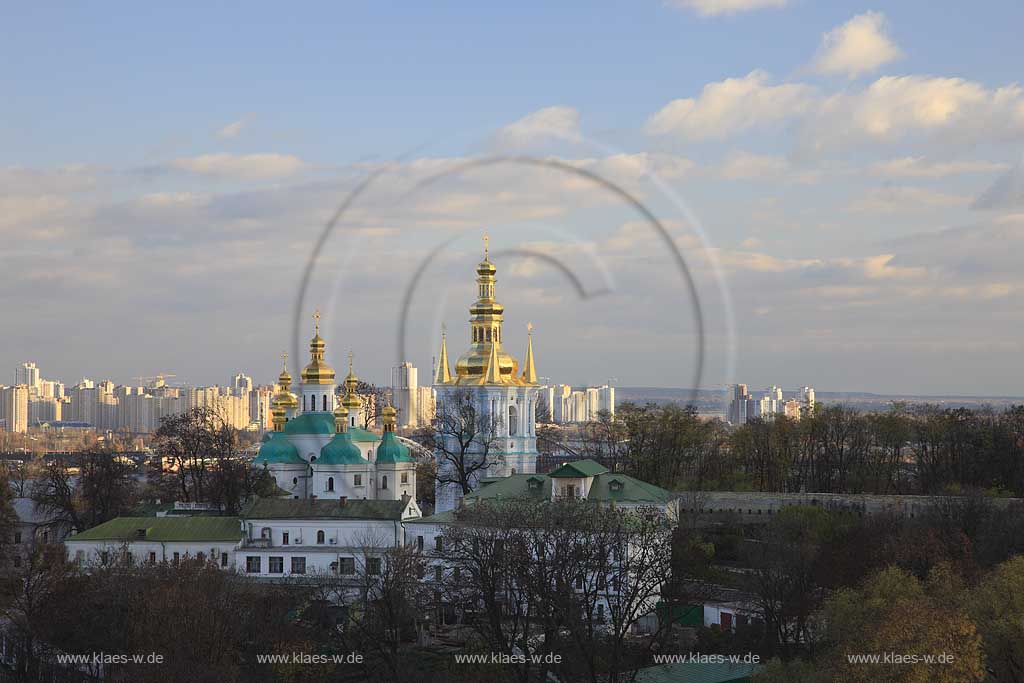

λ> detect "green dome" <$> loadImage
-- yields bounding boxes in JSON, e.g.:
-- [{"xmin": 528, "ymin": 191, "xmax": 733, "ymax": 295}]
[
  {"xmin": 283, "ymin": 412, "xmax": 380, "ymax": 441},
  {"xmin": 254, "ymin": 432, "xmax": 305, "ymax": 465},
  {"xmin": 318, "ymin": 432, "xmax": 367, "ymax": 466},
  {"xmin": 376, "ymin": 430, "xmax": 414, "ymax": 464}
]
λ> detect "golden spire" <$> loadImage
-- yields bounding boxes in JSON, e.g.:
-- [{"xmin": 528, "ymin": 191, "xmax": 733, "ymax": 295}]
[
  {"xmin": 381, "ymin": 402, "xmax": 397, "ymax": 433},
  {"xmin": 272, "ymin": 352, "xmax": 298, "ymax": 411},
  {"xmin": 301, "ymin": 310, "xmax": 336, "ymax": 384},
  {"xmin": 435, "ymin": 326, "xmax": 452, "ymax": 384},
  {"xmin": 483, "ymin": 231, "xmax": 489, "ymax": 259},
  {"xmin": 333, "ymin": 402, "xmax": 349, "ymax": 434},
  {"xmin": 484, "ymin": 332, "xmax": 502, "ymax": 384},
  {"xmin": 342, "ymin": 351, "xmax": 362, "ymax": 410},
  {"xmin": 522, "ymin": 322, "xmax": 537, "ymax": 384}
]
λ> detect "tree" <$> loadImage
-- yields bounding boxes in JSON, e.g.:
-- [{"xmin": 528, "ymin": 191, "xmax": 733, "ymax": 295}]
[
  {"xmin": 432, "ymin": 389, "xmax": 503, "ymax": 502},
  {"xmin": 31, "ymin": 448, "xmax": 137, "ymax": 533},
  {"xmin": 815, "ymin": 566, "xmax": 984, "ymax": 683},
  {"xmin": 969, "ymin": 556, "xmax": 1024, "ymax": 682}
]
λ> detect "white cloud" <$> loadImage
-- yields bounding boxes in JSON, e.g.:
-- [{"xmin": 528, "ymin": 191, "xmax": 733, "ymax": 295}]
[
  {"xmin": 168, "ymin": 153, "xmax": 305, "ymax": 179},
  {"xmin": 666, "ymin": 0, "xmax": 787, "ymax": 17},
  {"xmin": 217, "ymin": 116, "xmax": 251, "ymax": 139},
  {"xmin": 799, "ymin": 76, "xmax": 1024, "ymax": 155},
  {"xmin": 493, "ymin": 106, "xmax": 582, "ymax": 148},
  {"xmin": 847, "ymin": 185, "xmax": 970, "ymax": 213},
  {"xmin": 646, "ymin": 71, "xmax": 816, "ymax": 140},
  {"xmin": 812, "ymin": 11, "xmax": 902, "ymax": 78},
  {"xmin": 871, "ymin": 157, "xmax": 1009, "ymax": 178}
]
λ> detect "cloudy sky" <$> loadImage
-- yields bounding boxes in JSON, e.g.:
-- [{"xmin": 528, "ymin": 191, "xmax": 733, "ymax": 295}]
[{"xmin": 3, "ymin": 1, "xmax": 1024, "ymax": 395}]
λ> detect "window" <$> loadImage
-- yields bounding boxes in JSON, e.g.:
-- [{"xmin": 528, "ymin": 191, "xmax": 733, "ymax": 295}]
[
  {"xmin": 597, "ymin": 574, "xmax": 606, "ymax": 590},
  {"xmin": 435, "ymin": 536, "xmax": 444, "ymax": 552},
  {"xmin": 327, "ymin": 477, "xmax": 335, "ymax": 492},
  {"xmin": 291, "ymin": 557, "xmax": 306, "ymax": 574},
  {"xmin": 338, "ymin": 557, "xmax": 355, "ymax": 575},
  {"xmin": 323, "ymin": 394, "xmax": 328, "ymax": 411},
  {"xmin": 417, "ymin": 535, "xmax": 424, "ymax": 551},
  {"xmin": 366, "ymin": 557, "xmax": 382, "ymax": 575},
  {"xmin": 381, "ymin": 475, "xmax": 388, "ymax": 490},
  {"xmin": 575, "ymin": 576, "xmax": 584, "ymax": 590},
  {"xmin": 434, "ymin": 566, "xmax": 443, "ymax": 582},
  {"xmin": 13, "ymin": 532, "xmax": 20, "ymax": 544},
  {"xmin": 597, "ymin": 604, "xmax": 605, "ymax": 623},
  {"xmin": 354, "ymin": 474, "xmax": 363, "ymax": 487},
  {"xmin": 221, "ymin": 552, "xmax": 229, "ymax": 568},
  {"xmin": 282, "ymin": 532, "xmax": 290, "ymax": 545},
  {"xmin": 246, "ymin": 556, "xmax": 261, "ymax": 573},
  {"xmin": 316, "ymin": 530, "xmax": 325, "ymax": 544},
  {"xmin": 172, "ymin": 552, "xmax": 180, "ymax": 565},
  {"xmin": 293, "ymin": 477, "xmax": 298, "ymax": 486},
  {"xmin": 269, "ymin": 557, "xmax": 284, "ymax": 574},
  {"xmin": 149, "ymin": 552, "xmax": 157, "ymax": 564},
  {"xmin": 401, "ymin": 472, "xmax": 409, "ymax": 485}
]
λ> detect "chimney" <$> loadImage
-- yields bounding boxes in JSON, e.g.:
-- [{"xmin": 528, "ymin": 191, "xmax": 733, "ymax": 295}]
[{"xmin": 339, "ymin": 496, "xmax": 347, "ymax": 507}]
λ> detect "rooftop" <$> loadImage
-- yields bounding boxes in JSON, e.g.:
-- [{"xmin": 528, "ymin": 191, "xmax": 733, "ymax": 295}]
[
  {"xmin": 68, "ymin": 516, "xmax": 243, "ymax": 543},
  {"xmin": 242, "ymin": 497, "xmax": 409, "ymax": 521}
]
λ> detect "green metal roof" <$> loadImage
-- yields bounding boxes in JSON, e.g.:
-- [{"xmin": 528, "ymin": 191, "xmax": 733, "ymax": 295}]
[
  {"xmin": 254, "ymin": 432, "xmax": 305, "ymax": 465},
  {"xmin": 548, "ymin": 459, "xmax": 609, "ymax": 478},
  {"xmin": 375, "ymin": 431, "xmax": 414, "ymax": 464},
  {"xmin": 283, "ymin": 413, "xmax": 380, "ymax": 441},
  {"xmin": 242, "ymin": 497, "xmax": 407, "ymax": 521},
  {"xmin": 68, "ymin": 516, "xmax": 243, "ymax": 543},
  {"xmin": 464, "ymin": 471, "xmax": 674, "ymax": 504},
  {"xmin": 633, "ymin": 662, "xmax": 759, "ymax": 683},
  {"xmin": 318, "ymin": 432, "xmax": 367, "ymax": 465}
]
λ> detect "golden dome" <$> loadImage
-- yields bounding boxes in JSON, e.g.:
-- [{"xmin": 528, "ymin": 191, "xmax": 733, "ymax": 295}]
[
  {"xmin": 448, "ymin": 240, "xmax": 530, "ymax": 386},
  {"xmin": 300, "ymin": 310, "xmax": 336, "ymax": 385},
  {"xmin": 341, "ymin": 351, "xmax": 363, "ymax": 409},
  {"xmin": 272, "ymin": 353, "xmax": 299, "ymax": 409}
]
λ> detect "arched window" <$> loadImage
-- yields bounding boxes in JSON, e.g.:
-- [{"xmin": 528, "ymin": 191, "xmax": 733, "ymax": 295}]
[
  {"xmin": 508, "ymin": 405, "xmax": 518, "ymax": 435},
  {"xmin": 381, "ymin": 475, "xmax": 389, "ymax": 490},
  {"xmin": 323, "ymin": 394, "xmax": 327, "ymax": 411},
  {"xmin": 327, "ymin": 477, "xmax": 335, "ymax": 492},
  {"xmin": 317, "ymin": 530, "xmax": 325, "ymax": 544},
  {"xmin": 292, "ymin": 477, "xmax": 298, "ymax": 486}
]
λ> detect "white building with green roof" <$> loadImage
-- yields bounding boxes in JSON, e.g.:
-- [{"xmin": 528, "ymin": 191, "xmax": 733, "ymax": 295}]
[{"xmin": 253, "ymin": 315, "xmax": 416, "ymax": 503}]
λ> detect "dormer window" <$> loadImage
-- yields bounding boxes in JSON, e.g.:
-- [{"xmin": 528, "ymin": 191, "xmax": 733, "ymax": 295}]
[{"xmin": 608, "ymin": 479, "xmax": 624, "ymax": 493}]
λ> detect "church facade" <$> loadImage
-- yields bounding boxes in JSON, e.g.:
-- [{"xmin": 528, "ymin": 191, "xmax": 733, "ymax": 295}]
[
  {"xmin": 253, "ymin": 316, "xmax": 417, "ymax": 504},
  {"xmin": 433, "ymin": 248, "xmax": 541, "ymax": 512}
]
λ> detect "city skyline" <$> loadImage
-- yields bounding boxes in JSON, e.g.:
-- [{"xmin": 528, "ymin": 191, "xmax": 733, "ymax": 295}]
[{"xmin": 4, "ymin": 3, "xmax": 1024, "ymax": 395}]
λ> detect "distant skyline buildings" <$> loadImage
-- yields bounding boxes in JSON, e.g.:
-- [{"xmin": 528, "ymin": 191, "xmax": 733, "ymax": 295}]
[{"xmin": 727, "ymin": 384, "xmax": 816, "ymax": 425}]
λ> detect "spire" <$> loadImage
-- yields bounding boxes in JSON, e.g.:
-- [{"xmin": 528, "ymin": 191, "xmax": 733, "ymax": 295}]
[
  {"xmin": 333, "ymin": 403, "xmax": 349, "ymax": 434},
  {"xmin": 522, "ymin": 322, "xmax": 537, "ymax": 384},
  {"xmin": 342, "ymin": 351, "xmax": 362, "ymax": 410},
  {"xmin": 435, "ymin": 326, "xmax": 452, "ymax": 384},
  {"xmin": 272, "ymin": 352, "xmax": 298, "ymax": 411},
  {"xmin": 484, "ymin": 332, "xmax": 502, "ymax": 383},
  {"xmin": 301, "ymin": 310, "xmax": 335, "ymax": 384},
  {"xmin": 483, "ymin": 231, "xmax": 489, "ymax": 260}
]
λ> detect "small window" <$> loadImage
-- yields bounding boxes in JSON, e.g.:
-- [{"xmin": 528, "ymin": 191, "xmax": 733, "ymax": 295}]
[
  {"xmin": 401, "ymin": 472, "xmax": 409, "ymax": 485},
  {"xmin": 13, "ymin": 532, "xmax": 21, "ymax": 544},
  {"xmin": 148, "ymin": 552, "xmax": 157, "ymax": 564},
  {"xmin": 417, "ymin": 536, "xmax": 424, "ymax": 551},
  {"xmin": 597, "ymin": 604, "xmax": 605, "ymax": 623},
  {"xmin": 293, "ymin": 477, "xmax": 298, "ymax": 486},
  {"xmin": 435, "ymin": 537, "xmax": 443, "ymax": 552},
  {"xmin": 323, "ymin": 394, "xmax": 328, "ymax": 411},
  {"xmin": 173, "ymin": 552, "xmax": 180, "ymax": 565},
  {"xmin": 366, "ymin": 557, "xmax": 381, "ymax": 575},
  {"xmin": 246, "ymin": 556, "xmax": 261, "ymax": 573},
  {"xmin": 575, "ymin": 576, "xmax": 584, "ymax": 590},
  {"xmin": 339, "ymin": 557, "xmax": 355, "ymax": 575},
  {"xmin": 282, "ymin": 532, "xmax": 290, "ymax": 545},
  {"xmin": 269, "ymin": 557, "xmax": 283, "ymax": 574},
  {"xmin": 221, "ymin": 552, "xmax": 229, "ymax": 567},
  {"xmin": 354, "ymin": 474, "xmax": 363, "ymax": 486},
  {"xmin": 316, "ymin": 530, "xmax": 325, "ymax": 544},
  {"xmin": 291, "ymin": 557, "xmax": 306, "ymax": 574},
  {"xmin": 327, "ymin": 477, "xmax": 335, "ymax": 492},
  {"xmin": 381, "ymin": 475, "xmax": 388, "ymax": 490}
]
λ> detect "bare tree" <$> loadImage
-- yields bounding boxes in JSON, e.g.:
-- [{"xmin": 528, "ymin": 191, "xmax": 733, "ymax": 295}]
[
  {"xmin": 31, "ymin": 448, "xmax": 137, "ymax": 533},
  {"xmin": 433, "ymin": 389, "xmax": 503, "ymax": 502}
]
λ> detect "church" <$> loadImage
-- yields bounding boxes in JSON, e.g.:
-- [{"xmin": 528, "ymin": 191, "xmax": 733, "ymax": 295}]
[
  {"xmin": 253, "ymin": 315, "xmax": 417, "ymax": 504},
  {"xmin": 432, "ymin": 243, "xmax": 541, "ymax": 511}
]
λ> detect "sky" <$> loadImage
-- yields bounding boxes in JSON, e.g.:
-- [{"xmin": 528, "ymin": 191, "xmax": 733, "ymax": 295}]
[{"xmin": 3, "ymin": 1, "xmax": 1024, "ymax": 395}]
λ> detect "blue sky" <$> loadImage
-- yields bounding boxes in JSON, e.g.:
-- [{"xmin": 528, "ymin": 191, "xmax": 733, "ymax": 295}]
[{"xmin": 3, "ymin": 1, "xmax": 1024, "ymax": 395}]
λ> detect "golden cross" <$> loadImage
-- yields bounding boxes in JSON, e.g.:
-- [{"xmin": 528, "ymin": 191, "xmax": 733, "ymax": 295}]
[
  {"xmin": 527, "ymin": 321, "xmax": 533, "ymax": 334},
  {"xmin": 348, "ymin": 350, "xmax": 354, "ymax": 374},
  {"xmin": 281, "ymin": 351, "xmax": 288, "ymax": 369},
  {"xmin": 312, "ymin": 309, "xmax": 321, "ymax": 335},
  {"xmin": 483, "ymin": 232, "xmax": 489, "ymax": 258}
]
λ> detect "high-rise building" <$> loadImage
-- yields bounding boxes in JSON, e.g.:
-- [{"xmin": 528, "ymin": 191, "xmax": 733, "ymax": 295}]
[
  {"xmin": 727, "ymin": 384, "xmax": 750, "ymax": 424},
  {"xmin": 232, "ymin": 373, "xmax": 253, "ymax": 396},
  {"xmin": 28, "ymin": 396, "xmax": 61, "ymax": 425},
  {"xmin": 391, "ymin": 362, "xmax": 418, "ymax": 428},
  {"xmin": 801, "ymin": 386, "xmax": 816, "ymax": 411},
  {"xmin": 415, "ymin": 385, "xmax": 436, "ymax": 427},
  {"xmin": 597, "ymin": 385, "xmax": 616, "ymax": 418},
  {"xmin": 0, "ymin": 385, "xmax": 30, "ymax": 433},
  {"xmin": 15, "ymin": 363, "xmax": 41, "ymax": 395}
]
